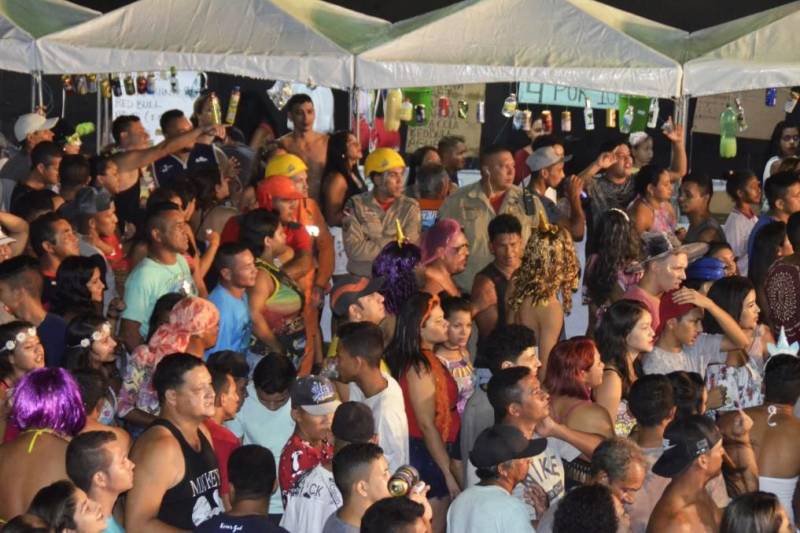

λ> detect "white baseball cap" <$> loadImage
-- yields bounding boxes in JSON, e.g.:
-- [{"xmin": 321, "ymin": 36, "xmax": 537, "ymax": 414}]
[
  {"xmin": 14, "ymin": 113, "xmax": 58, "ymax": 143},
  {"xmin": 0, "ymin": 228, "xmax": 16, "ymax": 246}
]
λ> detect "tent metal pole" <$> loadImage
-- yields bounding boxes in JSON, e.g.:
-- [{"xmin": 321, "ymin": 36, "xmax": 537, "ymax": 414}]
[
  {"xmin": 30, "ymin": 74, "xmax": 36, "ymax": 112},
  {"xmin": 676, "ymin": 95, "xmax": 689, "ymax": 145},
  {"xmin": 96, "ymin": 84, "xmax": 101, "ymax": 154},
  {"xmin": 37, "ymin": 72, "xmax": 43, "ymax": 111}
]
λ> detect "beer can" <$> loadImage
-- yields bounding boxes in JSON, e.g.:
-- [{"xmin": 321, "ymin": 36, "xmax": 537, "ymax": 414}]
[
  {"xmin": 457, "ymin": 100, "xmax": 469, "ymax": 120},
  {"xmin": 522, "ymin": 110, "xmax": 533, "ymax": 131},
  {"xmin": 87, "ymin": 74, "xmax": 98, "ymax": 94},
  {"xmin": 766, "ymin": 88, "xmax": 778, "ymax": 107},
  {"xmin": 541, "ymin": 110, "xmax": 553, "ymax": 134},
  {"xmin": 476, "ymin": 100, "xmax": 485, "ymax": 123},
  {"xmin": 388, "ymin": 465, "xmax": 420, "ymax": 497},
  {"xmin": 415, "ymin": 104, "xmax": 426, "ymax": 124},
  {"xmin": 606, "ymin": 108, "xmax": 617, "ymax": 128},
  {"xmin": 123, "ymin": 74, "xmax": 135, "ymax": 96},
  {"xmin": 561, "ymin": 111, "xmax": 572, "ymax": 133},
  {"xmin": 111, "ymin": 75, "xmax": 123, "ymax": 97},
  {"xmin": 438, "ymin": 96, "xmax": 450, "ymax": 118},
  {"xmin": 100, "ymin": 78, "xmax": 112, "ymax": 99}
]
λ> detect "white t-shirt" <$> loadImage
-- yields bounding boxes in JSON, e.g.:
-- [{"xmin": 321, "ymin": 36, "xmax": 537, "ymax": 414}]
[
  {"xmin": 642, "ymin": 333, "xmax": 725, "ymax": 377},
  {"xmin": 349, "ymin": 374, "xmax": 410, "ymax": 472},
  {"xmin": 511, "ymin": 437, "xmax": 581, "ymax": 524},
  {"xmin": 447, "ymin": 484, "xmax": 535, "ymax": 533},
  {"xmin": 722, "ymin": 208, "xmax": 759, "ymax": 276},
  {"xmin": 226, "ymin": 383, "xmax": 295, "ymax": 515},
  {"xmin": 280, "ymin": 464, "xmax": 342, "ymax": 533}
]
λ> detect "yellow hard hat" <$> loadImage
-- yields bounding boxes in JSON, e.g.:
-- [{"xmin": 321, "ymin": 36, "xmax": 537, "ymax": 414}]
[
  {"xmin": 364, "ymin": 148, "xmax": 406, "ymax": 177},
  {"xmin": 265, "ymin": 153, "xmax": 308, "ymax": 178}
]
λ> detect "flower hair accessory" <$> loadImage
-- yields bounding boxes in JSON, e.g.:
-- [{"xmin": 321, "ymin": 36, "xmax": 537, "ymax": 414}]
[
  {"xmin": 75, "ymin": 322, "xmax": 112, "ymax": 349},
  {"xmin": 3, "ymin": 327, "xmax": 37, "ymax": 352}
]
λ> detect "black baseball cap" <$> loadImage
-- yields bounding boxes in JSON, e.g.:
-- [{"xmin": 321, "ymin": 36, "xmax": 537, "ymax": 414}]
[
  {"xmin": 290, "ymin": 375, "xmax": 341, "ymax": 416},
  {"xmin": 332, "ymin": 401, "xmax": 375, "ymax": 443},
  {"xmin": 59, "ymin": 186, "xmax": 113, "ymax": 226},
  {"xmin": 652, "ymin": 415, "xmax": 722, "ymax": 478},
  {"xmin": 330, "ymin": 275, "xmax": 384, "ymax": 317},
  {"xmin": 470, "ymin": 424, "xmax": 547, "ymax": 468}
]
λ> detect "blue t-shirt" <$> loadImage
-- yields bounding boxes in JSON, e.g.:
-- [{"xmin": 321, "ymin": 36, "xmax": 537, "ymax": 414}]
[
  {"xmin": 103, "ymin": 515, "xmax": 125, "ymax": 533},
  {"xmin": 746, "ymin": 214, "xmax": 774, "ymax": 260},
  {"xmin": 206, "ymin": 284, "xmax": 252, "ymax": 356},
  {"xmin": 194, "ymin": 514, "xmax": 288, "ymax": 533},
  {"xmin": 39, "ymin": 313, "xmax": 67, "ymax": 368},
  {"xmin": 121, "ymin": 255, "xmax": 197, "ymax": 338}
]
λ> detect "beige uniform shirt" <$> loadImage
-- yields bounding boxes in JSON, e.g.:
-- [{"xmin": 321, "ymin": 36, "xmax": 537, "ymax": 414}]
[
  {"xmin": 342, "ymin": 192, "xmax": 421, "ymax": 277},
  {"xmin": 438, "ymin": 181, "xmax": 543, "ymax": 291}
]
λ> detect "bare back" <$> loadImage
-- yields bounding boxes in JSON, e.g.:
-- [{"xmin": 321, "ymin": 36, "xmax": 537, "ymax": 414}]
[
  {"xmin": 279, "ymin": 132, "xmax": 328, "ymax": 201},
  {"xmin": 0, "ymin": 432, "xmax": 68, "ymax": 521},
  {"xmin": 745, "ymin": 405, "xmax": 800, "ymax": 478},
  {"xmin": 647, "ymin": 482, "xmax": 720, "ymax": 533}
]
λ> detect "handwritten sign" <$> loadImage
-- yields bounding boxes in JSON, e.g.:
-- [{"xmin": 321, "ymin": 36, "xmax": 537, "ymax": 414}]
[
  {"xmin": 112, "ymin": 71, "xmax": 202, "ymax": 144},
  {"xmin": 693, "ymin": 88, "xmax": 789, "ymax": 141},
  {"xmin": 518, "ymin": 82, "xmax": 619, "ymax": 110},
  {"xmin": 405, "ymin": 84, "xmax": 485, "ymax": 157}
]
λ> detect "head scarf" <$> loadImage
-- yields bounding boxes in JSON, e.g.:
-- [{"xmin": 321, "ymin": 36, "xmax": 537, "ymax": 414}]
[{"xmin": 148, "ymin": 296, "xmax": 220, "ymax": 359}]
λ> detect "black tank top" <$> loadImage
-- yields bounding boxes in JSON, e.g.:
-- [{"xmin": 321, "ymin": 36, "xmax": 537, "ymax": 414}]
[
  {"xmin": 322, "ymin": 171, "xmax": 367, "ymax": 226},
  {"xmin": 152, "ymin": 418, "xmax": 223, "ymax": 529}
]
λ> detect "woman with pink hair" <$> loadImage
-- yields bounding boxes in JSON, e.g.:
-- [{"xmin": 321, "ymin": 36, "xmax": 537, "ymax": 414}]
[{"xmin": 117, "ymin": 296, "xmax": 219, "ymax": 430}]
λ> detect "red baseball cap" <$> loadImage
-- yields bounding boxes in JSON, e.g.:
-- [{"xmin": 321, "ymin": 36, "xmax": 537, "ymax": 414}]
[
  {"xmin": 657, "ymin": 290, "xmax": 696, "ymax": 337},
  {"xmin": 256, "ymin": 175, "xmax": 304, "ymax": 209}
]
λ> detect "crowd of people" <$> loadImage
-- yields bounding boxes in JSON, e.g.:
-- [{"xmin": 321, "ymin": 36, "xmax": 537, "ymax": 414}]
[{"xmin": 0, "ymin": 91, "xmax": 798, "ymax": 533}]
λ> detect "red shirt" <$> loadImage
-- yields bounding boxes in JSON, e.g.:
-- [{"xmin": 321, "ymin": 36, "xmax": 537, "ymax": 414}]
[
  {"xmin": 204, "ymin": 419, "xmax": 241, "ymax": 496},
  {"xmin": 489, "ymin": 192, "xmax": 508, "ymax": 214},
  {"xmin": 278, "ymin": 432, "xmax": 334, "ymax": 506},
  {"xmin": 99, "ymin": 233, "xmax": 130, "ymax": 272},
  {"xmin": 514, "ymin": 148, "xmax": 532, "ymax": 185}
]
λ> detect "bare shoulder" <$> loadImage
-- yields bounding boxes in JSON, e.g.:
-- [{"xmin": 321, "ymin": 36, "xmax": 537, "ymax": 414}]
[{"xmin": 130, "ymin": 425, "xmax": 180, "ymax": 464}]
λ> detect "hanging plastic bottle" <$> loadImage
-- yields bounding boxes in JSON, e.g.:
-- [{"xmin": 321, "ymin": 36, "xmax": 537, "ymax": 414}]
[
  {"xmin": 209, "ymin": 92, "xmax": 222, "ymax": 126},
  {"xmin": 734, "ymin": 98, "xmax": 748, "ymax": 132},
  {"xmin": 766, "ymin": 88, "xmax": 778, "ymax": 107},
  {"xmin": 384, "ymin": 89, "xmax": 403, "ymax": 132},
  {"xmin": 123, "ymin": 73, "xmax": 136, "ymax": 95},
  {"xmin": 605, "ymin": 108, "xmax": 617, "ymax": 128},
  {"xmin": 457, "ymin": 101, "xmax": 469, "ymax": 120},
  {"xmin": 561, "ymin": 111, "xmax": 572, "ymax": 133},
  {"xmin": 169, "ymin": 67, "xmax": 179, "ymax": 94},
  {"xmin": 584, "ymin": 98, "xmax": 595, "ymax": 131},
  {"xmin": 111, "ymin": 74, "xmax": 123, "ymax": 97},
  {"xmin": 501, "ymin": 93, "xmax": 517, "ymax": 117},
  {"xmin": 620, "ymin": 105, "xmax": 635, "ymax": 134},
  {"xmin": 476, "ymin": 100, "xmax": 486, "ymax": 123},
  {"xmin": 87, "ymin": 74, "xmax": 98, "ymax": 94},
  {"xmin": 720, "ymin": 103, "xmax": 738, "ymax": 159},
  {"xmin": 75, "ymin": 75, "xmax": 88, "ymax": 96},
  {"xmin": 647, "ymin": 98, "xmax": 659, "ymax": 128},
  {"xmin": 522, "ymin": 110, "xmax": 532, "ymax": 131},
  {"xmin": 136, "ymin": 73, "xmax": 147, "ymax": 94},
  {"xmin": 100, "ymin": 77, "xmax": 112, "ymax": 99},
  {"xmin": 62, "ymin": 75, "xmax": 74, "ymax": 94},
  {"xmin": 146, "ymin": 73, "xmax": 157, "ymax": 95},
  {"xmin": 399, "ymin": 98, "xmax": 413, "ymax": 122},
  {"xmin": 225, "ymin": 86, "xmax": 241, "ymax": 125},
  {"xmin": 512, "ymin": 110, "xmax": 525, "ymax": 130}
]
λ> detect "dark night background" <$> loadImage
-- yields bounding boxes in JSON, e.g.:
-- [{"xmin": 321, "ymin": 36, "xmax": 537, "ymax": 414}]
[{"xmin": 1, "ymin": 0, "xmax": 797, "ymax": 177}]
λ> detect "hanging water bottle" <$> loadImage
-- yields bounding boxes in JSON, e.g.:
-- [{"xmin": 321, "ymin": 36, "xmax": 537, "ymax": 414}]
[
  {"xmin": 584, "ymin": 98, "xmax": 595, "ymax": 131},
  {"xmin": 501, "ymin": 93, "xmax": 517, "ymax": 117},
  {"xmin": 620, "ymin": 105, "xmax": 634, "ymax": 134},
  {"xmin": 512, "ymin": 110, "xmax": 525, "ymax": 130},
  {"xmin": 647, "ymin": 98, "xmax": 659, "ymax": 128},
  {"xmin": 720, "ymin": 104, "xmax": 738, "ymax": 159}
]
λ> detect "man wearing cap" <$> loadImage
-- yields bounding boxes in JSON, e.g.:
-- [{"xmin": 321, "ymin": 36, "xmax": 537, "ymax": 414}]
[
  {"xmin": 9, "ymin": 141, "xmax": 63, "ymax": 215},
  {"xmin": 343, "ymin": 147, "xmax": 420, "ymax": 278},
  {"xmin": 622, "ymin": 232, "xmax": 707, "ymax": 334},
  {"xmin": 0, "ymin": 112, "xmax": 58, "ymax": 184},
  {"xmin": 642, "ymin": 288, "xmax": 749, "ymax": 380},
  {"xmin": 59, "ymin": 186, "xmax": 121, "ymax": 315},
  {"xmin": 279, "ymin": 375, "xmax": 340, "ymax": 506},
  {"xmin": 279, "ymin": 94, "xmax": 329, "ymax": 202},
  {"xmin": 525, "ymin": 145, "xmax": 585, "ymax": 241},
  {"xmin": 647, "ymin": 414, "xmax": 756, "ymax": 533},
  {"xmin": 447, "ymin": 424, "xmax": 542, "ymax": 532},
  {"xmin": 439, "ymin": 144, "xmax": 544, "ymax": 291},
  {"xmin": 281, "ymin": 402, "xmax": 374, "ymax": 533},
  {"xmin": 336, "ymin": 322, "xmax": 409, "ymax": 472}
]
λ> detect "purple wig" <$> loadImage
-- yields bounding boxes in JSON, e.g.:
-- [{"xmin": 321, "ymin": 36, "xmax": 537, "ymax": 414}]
[
  {"xmin": 372, "ymin": 240, "xmax": 422, "ymax": 316},
  {"xmin": 11, "ymin": 368, "xmax": 86, "ymax": 436}
]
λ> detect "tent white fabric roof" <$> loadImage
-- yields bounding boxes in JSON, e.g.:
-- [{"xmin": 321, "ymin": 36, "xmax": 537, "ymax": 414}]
[
  {"xmin": 354, "ymin": 0, "xmax": 683, "ymax": 98},
  {"xmin": 0, "ymin": 0, "xmax": 98, "ymax": 73},
  {"xmin": 682, "ymin": 1, "xmax": 800, "ymax": 97},
  {"xmin": 36, "ymin": 0, "xmax": 389, "ymax": 89}
]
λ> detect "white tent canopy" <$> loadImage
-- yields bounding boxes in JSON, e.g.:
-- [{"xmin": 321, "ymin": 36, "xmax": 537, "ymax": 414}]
[
  {"xmin": 355, "ymin": 0, "xmax": 683, "ymax": 98},
  {"xmin": 682, "ymin": 1, "xmax": 800, "ymax": 97},
  {"xmin": 0, "ymin": 0, "xmax": 98, "ymax": 73},
  {"xmin": 36, "ymin": 0, "xmax": 389, "ymax": 89}
]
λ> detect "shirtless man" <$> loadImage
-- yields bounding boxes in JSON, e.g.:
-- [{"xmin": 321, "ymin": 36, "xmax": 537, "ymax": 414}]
[
  {"xmin": 647, "ymin": 413, "xmax": 757, "ymax": 533},
  {"xmin": 278, "ymin": 94, "xmax": 328, "ymax": 202},
  {"xmin": 126, "ymin": 354, "xmax": 224, "ymax": 532},
  {"xmin": 740, "ymin": 353, "xmax": 800, "ymax": 526}
]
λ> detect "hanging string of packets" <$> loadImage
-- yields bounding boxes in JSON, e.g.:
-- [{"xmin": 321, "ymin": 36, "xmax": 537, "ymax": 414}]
[{"xmin": 61, "ymin": 69, "xmax": 207, "ymax": 99}]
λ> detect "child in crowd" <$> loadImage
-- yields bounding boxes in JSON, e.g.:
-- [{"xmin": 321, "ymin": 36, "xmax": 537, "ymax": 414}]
[{"xmin": 435, "ymin": 296, "xmax": 475, "ymax": 415}]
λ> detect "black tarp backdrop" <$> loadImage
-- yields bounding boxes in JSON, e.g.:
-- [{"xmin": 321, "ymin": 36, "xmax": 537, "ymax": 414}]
[{"xmin": 0, "ymin": 0, "xmax": 797, "ymax": 178}]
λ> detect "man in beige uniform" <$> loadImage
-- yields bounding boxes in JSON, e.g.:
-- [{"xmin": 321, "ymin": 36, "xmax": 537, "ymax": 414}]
[
  {"xmin": 342, "ymin": 148, "xmax": 421, "ymax": 277},
  {"xmin": 278, "ymin": 94, "xmax": 329, "ymax": 202},
  {"xmin": 439, "ymin": 144, "xmax": 544, "ymax": 291}
]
